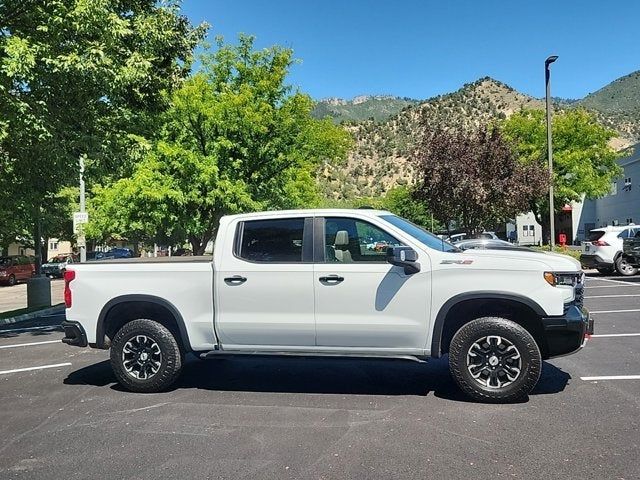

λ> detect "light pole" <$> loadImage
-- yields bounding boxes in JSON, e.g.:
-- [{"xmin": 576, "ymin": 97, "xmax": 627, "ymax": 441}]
[{"xmin": 545, "ymin": 55, "xmax": 558, "ymax": 249}]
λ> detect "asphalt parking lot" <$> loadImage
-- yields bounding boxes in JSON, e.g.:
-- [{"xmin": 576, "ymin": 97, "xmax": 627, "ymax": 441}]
[{"xmin": 0, "ymin": 273, "xmax": 639, "ymax": 479}]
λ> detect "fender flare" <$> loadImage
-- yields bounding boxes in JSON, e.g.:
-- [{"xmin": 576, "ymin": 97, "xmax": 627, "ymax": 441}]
[
  {"xmin": 96, "ymin": 294, "xmax": 192, "ymax": 352},
  {"xmin": 430, "ymin": 292, "xmax": 546, "ymax": 358}
]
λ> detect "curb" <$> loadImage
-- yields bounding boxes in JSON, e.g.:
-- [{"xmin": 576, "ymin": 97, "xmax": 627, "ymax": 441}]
[{"xmin": 0, "ymin": 304, "xmax": 65, "ymax": 326}]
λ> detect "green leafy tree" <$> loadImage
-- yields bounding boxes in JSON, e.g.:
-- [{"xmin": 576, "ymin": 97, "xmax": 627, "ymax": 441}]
[
  {"xmin": 90, "ymin": 36, "xmax": 352, "ymax": 254},
  {"xmin": 0, "ymin": 0, "xmax": 205, "ymax": 267},
  {"xmin": 411, "ymin": 125, "xmax": 549, "ymax": 236},
  {"xmin": 502, "ymin": 109, "xmax": 622, "ymax": 242},
  {"xmin": 382, "ymin": 186, "xmax": 442, "ymax": 231}
]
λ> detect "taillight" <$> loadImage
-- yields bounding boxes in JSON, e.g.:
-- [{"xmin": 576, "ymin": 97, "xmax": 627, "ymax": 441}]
[
  {"xmin": 592, "ymin": 240, "xmax": 610, "ymax": 246},
  {"xmin": 64, "ymin": 270, "xmax": 75, "ymax": 308}
]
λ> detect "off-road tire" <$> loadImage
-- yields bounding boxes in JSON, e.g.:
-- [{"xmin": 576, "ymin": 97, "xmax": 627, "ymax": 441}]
[
  {"xmin": 615, "ymin": 256, "xmax": 638, "ymax": 276},
  {"xmin": 110, "ymin": 319, "xmax": 183, "ymax": 393},
  {"xmin": 449, "ymin": 317, "xmax": 542, "ymax": 403}
]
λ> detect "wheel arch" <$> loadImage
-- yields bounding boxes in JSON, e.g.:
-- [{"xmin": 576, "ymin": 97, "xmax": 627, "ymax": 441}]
[
  {"xmin": 96, "ymin": 294, "xmax": 192, "ymax": 352},
  {"xmin": 431, "ymin": 292, "xmax": 547, "ymax": 359}
]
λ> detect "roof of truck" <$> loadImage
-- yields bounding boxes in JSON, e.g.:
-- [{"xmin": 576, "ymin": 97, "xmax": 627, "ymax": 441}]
[{"xmin": 222, "ymin": 209, "xmax": 393, "ymax": 221}]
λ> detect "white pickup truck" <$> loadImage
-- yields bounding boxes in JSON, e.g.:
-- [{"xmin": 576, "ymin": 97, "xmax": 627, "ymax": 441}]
[{"xmin": 62, "ymin": 209, "xmax": 592, "ymax": 402}]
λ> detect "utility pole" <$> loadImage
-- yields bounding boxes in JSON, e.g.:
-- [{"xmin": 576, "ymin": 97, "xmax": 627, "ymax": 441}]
[
  {"xmin": 545, "ymin": 55, "xmax": 558, "ymax": 250},
  {"xmin": 78, "ymin": 155, "xmax": 87, "ymax": 262}
]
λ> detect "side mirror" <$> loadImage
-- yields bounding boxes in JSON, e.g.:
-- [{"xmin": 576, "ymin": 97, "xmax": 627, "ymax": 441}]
[{"xmin": 386, "ymin": 246, "xmax": 421, "ymax": 275}]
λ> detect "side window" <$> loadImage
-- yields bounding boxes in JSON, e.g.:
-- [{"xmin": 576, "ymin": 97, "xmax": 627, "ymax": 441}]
[
  {"xmin": 238, "ymin": 218, "xmax": 305, "ymax": 263},
  {"xmin": 618, "ymin": 230, "xmax": 629, "ymax": 239},
  {"xmin": 324, "ymin": 217, "xmax": 403, "ymax": 263}
]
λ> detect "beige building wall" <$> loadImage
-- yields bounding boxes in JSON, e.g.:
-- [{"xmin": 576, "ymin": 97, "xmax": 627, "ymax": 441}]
[{"xmin": 6, "ymin": 238, "xmax": 73, "ymax": 259}]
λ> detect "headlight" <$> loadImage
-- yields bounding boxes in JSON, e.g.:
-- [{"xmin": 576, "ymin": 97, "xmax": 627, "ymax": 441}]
[
  {"xmin": 0, "ymin": 271, "xmax": 7, "ymax": 276},
  {"xmin": 544, "ymin": 271, "xmax": 581, "ymax": 287}
]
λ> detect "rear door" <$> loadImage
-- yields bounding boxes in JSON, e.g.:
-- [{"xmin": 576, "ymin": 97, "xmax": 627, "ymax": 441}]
[
  {"xmin": 215, "ymin": 216, "xmax": 316, "ymax": 347},
  {"xmin": 313, "ymin": 216, "xmax": 431, "ymax": 350}
]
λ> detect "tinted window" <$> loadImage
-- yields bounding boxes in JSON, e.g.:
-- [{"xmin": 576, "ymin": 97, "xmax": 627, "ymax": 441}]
[
  {"xmin": 324, "ymin": 217, "xmax": 403, "ymax": 263},
  {"xmin": 380, "ymin": 215, "xmax": 459, "ymax": 252},
  {"xmin": 588, "ymin": 230, "xmax": 605, "ymax": 241},
  {"xmin": 618, "ymin": 230, "xmax": 629, "ymax": 239},
  {"xmin": 239, "ymin": 218, "xmax": 305, "ymax": 263}
]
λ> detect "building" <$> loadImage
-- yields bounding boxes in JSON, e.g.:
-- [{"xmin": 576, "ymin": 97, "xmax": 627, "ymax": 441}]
[
  {"xmin": 6, "ymin": 238, "xmax": 73, "ymax": 259},
  {"xmin": 514, "ymin": 143, "xmax": 640, "ymax": 244}
]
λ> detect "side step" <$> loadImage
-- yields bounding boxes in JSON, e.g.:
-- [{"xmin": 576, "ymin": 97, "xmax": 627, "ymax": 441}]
[{"xmin": 199, "ymin": 349, "xmax": 427, "ymax": 363}]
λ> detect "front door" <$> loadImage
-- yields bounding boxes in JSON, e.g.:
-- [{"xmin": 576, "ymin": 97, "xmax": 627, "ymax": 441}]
[
  {"xmin": 314, "ymin": 216, "xmax": 431, "ymax": 350},
  {"xmin": 215, "ymin": 216, "xmax": 316, "ymax": 347}
]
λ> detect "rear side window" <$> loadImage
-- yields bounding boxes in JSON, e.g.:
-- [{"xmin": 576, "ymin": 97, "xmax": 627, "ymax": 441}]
[
  {"xmin": 588, "ymin": 230, "xmax": 605, "ymax": 242},
  {"xmin": 238, "ymin": 218, "xmax": 305, "ymax": 263}
]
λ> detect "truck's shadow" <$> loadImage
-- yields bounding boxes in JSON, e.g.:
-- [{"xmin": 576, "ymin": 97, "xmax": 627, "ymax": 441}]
[{"xmin": 64, "ymin": 356, "xmax": 570, "ymax": 403}]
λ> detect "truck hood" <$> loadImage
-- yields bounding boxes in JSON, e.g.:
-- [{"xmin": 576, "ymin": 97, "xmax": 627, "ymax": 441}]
[{"xmin": 460, "ymin": 249, "xmax": 581, "ymax": 272}]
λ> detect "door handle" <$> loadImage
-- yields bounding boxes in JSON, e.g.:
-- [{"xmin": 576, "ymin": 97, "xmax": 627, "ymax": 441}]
[
  {"xmin": 224, "ymin": 275, "xmax": 247, "ymax": 285},
  {"xmin": 319, "ymin": 275, "xmax": 344, "ymax": 284}
]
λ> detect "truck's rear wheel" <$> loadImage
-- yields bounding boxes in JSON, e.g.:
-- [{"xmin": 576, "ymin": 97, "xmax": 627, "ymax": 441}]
[
  {"xmin": 110, "ymin": 319, "xmax": 183, "ymax": 393},
  {"xmin": 449, "ymin": 317, "xmax": 542, "ymax": 403}
]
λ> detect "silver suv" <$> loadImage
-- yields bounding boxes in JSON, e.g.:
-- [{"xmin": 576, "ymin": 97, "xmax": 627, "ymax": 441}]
[{"xmin": 580, "ymin": 225, "xmax": 639, "ymax": 276}]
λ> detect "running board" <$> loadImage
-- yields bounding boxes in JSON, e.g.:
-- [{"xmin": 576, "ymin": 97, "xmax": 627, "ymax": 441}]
[{"xmin": 199, "ymin": 349, "xmax": 427, "ymax": 363}]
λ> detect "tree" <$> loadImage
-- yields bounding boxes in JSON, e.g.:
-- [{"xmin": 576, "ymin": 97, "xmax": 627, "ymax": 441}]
[
  {"xmin": 411, "ymin": 126, "xmax": 548, "ymax": 236},
  {"xmin": 0, "ymin": 0, "xmax": 206, "ymax": 268},
  {"xmin": 89, "ymin": 36, "xmax": 352, "ymax": 254},
  {"xmin": 502, "ymin": 109, "xmax": 622, "ymax": 243},
  {"xmin": 382, "ymin": 186, "xmax": 442, "ymax": 231}
]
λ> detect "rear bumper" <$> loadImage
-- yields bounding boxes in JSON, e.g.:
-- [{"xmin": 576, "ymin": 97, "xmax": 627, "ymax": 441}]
[
  {"xmin": 579, "ymin": 254, "xmax": 612, "ymax": 270},
  {"xmin": 541, "ymin": 305, "xmax": 592, "ymax": 359},
  {"xmin": 62, "ymin": 321, "xmax": 88, "ymax": 347}
]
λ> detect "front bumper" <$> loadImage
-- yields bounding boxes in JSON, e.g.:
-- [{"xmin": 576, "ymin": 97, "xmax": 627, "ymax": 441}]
[
  {"xmin": 62, "ymin": 321, "xmax": 88, "ymax": 347},
  {"xmin": 579, "ymin": 254, "xmax": 612, "ymax": 270},
  {"xmin": 541, "ymin": 305, "xmax": 592, "ymax": 358},
  {"xmin": 623, "ymin": 253, "xmax": 640, "ymax": 267}
]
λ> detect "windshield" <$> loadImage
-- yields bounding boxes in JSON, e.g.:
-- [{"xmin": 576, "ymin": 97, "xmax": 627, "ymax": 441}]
[
  {"xmin": 380, "ymin": 215, "xmax": 459, "ymax": 252},
  {"xmin": 49, "ymin": 257, "xmax": 67, "ymax": 263}
]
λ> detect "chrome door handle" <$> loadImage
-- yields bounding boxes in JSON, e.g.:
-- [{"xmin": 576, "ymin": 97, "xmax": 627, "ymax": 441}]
[
  {"xmin": 319, "ymin": 275, "xmax": 344, "ymax": 284},
  {"xmin": 224, "ymin": 275, "xmax": 247, "ymax": 285}
]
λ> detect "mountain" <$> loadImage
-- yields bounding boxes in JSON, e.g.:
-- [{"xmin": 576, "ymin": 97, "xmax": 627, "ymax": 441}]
[
  {"xmin": 318, "ymin": 74, "xmax": 640, "ymax": 202},
  {"xmin": 576, "ymin": 70, "xmax": 640, "ymax": 141},
  {"xmin": 312, "ymin": 95, "xmax": 420, "ymax": 123},
  {"xmin": 319, "ymin": 78, "xmax": 545, "ymax": 200}
]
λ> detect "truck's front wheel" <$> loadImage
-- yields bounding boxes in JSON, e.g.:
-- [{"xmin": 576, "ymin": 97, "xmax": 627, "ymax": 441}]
[
  {"xmin": 449, "ymin": 317, "xmax": 542, "ymax": 403},
  {"xmin": 110, "ymin": 319, "xmax": 183, "ymax": 393}
]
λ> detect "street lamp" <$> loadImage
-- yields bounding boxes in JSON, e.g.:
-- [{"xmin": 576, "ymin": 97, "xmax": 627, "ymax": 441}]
[{"xmin": 545, "ymin": 55, "xmax": 558, "ymax": 249}]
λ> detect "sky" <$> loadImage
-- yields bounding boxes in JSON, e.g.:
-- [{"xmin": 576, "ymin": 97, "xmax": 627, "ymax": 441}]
[{"xmin": 182, "ymin": 0, "xmax": 640, "ymax": 101}]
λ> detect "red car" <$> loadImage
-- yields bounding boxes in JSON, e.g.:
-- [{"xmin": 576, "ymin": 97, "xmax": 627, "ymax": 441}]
[{"xmin": 0, "ymin": 255, "xmax": 36, "ymax": 286}]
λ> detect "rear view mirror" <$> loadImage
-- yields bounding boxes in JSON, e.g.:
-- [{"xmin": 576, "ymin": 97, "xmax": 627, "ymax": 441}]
[{"xmin": 386, "ymin": 246, "xmax": 421, "ymax": 275}]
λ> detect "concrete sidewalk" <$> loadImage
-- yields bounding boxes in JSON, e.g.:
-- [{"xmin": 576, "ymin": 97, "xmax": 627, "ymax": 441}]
[{"xmin": 0, "ymin": 279, "xmax": 64, "ymax": 314}]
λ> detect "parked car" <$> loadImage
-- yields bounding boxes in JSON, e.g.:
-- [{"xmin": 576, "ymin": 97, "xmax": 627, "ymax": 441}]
[
  {"xmin": 0, "ymin": 255, "xmax": 35, "ymax": 286},
  {"xmin": 41, "ymin": 254, "xmax": 78, "ymax": 278},
  {"xmin": 454, "ymin": 239, "xmax": 531, "ymax": 252},
  {"xmin": 622, "ymin": 230, "xmax": 640, "ymax": 268},
  {"xmin": 62, "ymin": 209, "xmax": 591, "ymax": 403},
  {"xmin": 580, "ymin": 225, "xmax": 639, "ymax": 276},
  {"xmin": 107, "ymin": 247, "xmax": 133, "ymax": 259}
]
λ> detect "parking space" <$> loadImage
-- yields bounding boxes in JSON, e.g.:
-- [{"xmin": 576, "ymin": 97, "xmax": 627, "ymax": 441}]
[{"xmin": 0, "ymin": 278, "xmax": 639, "ymax": 479}]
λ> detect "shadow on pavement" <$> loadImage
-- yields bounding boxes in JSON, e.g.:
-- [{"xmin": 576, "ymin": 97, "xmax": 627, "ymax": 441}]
[{"xmin": 64, "ymin": 356, "xmax": 570, "ymax": 403}]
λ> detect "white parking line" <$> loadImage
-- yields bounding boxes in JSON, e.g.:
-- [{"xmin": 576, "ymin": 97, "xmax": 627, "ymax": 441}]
[
  {"xmin": 590, "ymin": 309, "xmax": 640, "ymax": 314},
  {"xmin": 0, "ymin": 362, "xmax": 72, "ymax": 376},
  {"xmin": 585, "ymin": 284, "xmax": 638, "ymax": 289},
  {"xmin": 590, "ymin": 333, "xmax": 640, "ymax": 338},
  {"xmin": 584, "ymin": 294, "xmax": 640, "ymax": 299},
  {"xmin": 581, "ymin": 375, "xmax": 640, "ymax": 381},
  {"xmin": 588, "ymin": 278, "xmax": 640, "ymax": 287},
  {"xmin": 0, "ymin": 340, "xmax": 61, "ymax": 349}
]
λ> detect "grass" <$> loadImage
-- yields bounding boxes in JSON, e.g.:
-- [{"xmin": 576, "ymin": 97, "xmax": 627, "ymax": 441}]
[{"xmin": 531, "ymin": 245, "xmax": 582, "ymax": 261}]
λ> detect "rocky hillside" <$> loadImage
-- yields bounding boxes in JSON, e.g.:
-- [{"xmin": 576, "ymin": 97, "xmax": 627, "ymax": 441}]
[
  {"xmin": 319, "ymin": 74, "xmax": 639, "ymax": 202},
  {"xmin": 312, "ymin": 95, "xmax": 420, "ymax": 123},
  {"xmin": 319, "ymin": 78, "xmax": 545, "ymax": 200},
  {"xmin": 576, "ymin": 70, "xmax": 640, "ymax": 141}
]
